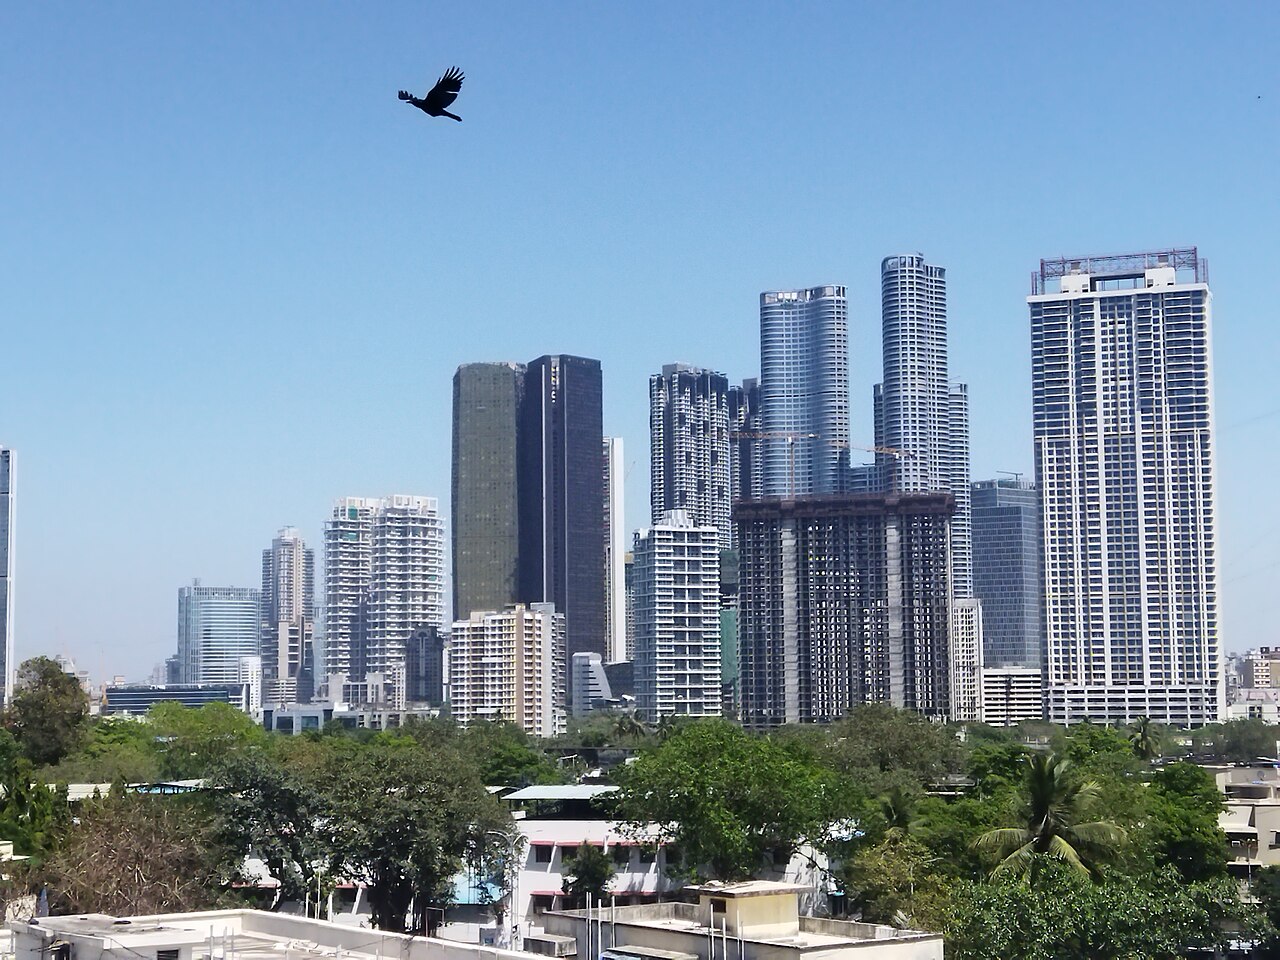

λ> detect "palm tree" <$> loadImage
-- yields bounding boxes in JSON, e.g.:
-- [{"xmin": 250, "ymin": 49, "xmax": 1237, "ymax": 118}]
[
  {"xmin": 1128, "ymin": 715, "xmax": 1162, "ymax": 761},
  {"xmin": 973, "ymin": 753, "xmax": 1125, "ymax": 880},
  {"xmin": 611, "ymin": 711, "xmax": 648, "ymax": 743}
]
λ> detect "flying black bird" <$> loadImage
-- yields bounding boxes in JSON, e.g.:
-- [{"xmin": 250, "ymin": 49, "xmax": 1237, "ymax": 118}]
[{"xmin": 398, "ymin": 67, "xmax": 465, "ymax": 122}]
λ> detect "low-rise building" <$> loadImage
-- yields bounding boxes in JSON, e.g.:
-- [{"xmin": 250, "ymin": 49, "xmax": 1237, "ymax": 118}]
[
  {"xmin": 542, "ymin": 880, "xmax": 942, "ymax": 960},
  {"xmin": 979, "ymin": 667, "xmax": 1043, "ymax": 726},
  {"xmin": 1211, "ymin": 765, "xmax": 1280, "ymax": 878},
  {"xmin": 9, "ymin": 910, "xmax": 535, "ymax": 960},
  {"xmin": 101, "ymin": 684, "xmax": 249, "ymax": 716}
]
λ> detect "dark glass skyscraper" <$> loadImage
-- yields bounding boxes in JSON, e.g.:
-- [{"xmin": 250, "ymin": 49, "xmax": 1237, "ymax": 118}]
[
  {"xmin": 452, "ymin": 362, "xmax": 525, "ymax": 619},
  {"xmin": 971, "ymin": 479, "xmax": 1042, "ymax": 668},
  {"xmin": 519, "ymin": 355, "xmax": 606, "ymax": 662}
]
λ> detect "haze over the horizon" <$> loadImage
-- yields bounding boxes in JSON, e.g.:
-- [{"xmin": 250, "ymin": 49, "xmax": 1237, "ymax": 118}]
[{"xmin": 2, "ymin": 2, "xmax": 1276, "ymax": 682}]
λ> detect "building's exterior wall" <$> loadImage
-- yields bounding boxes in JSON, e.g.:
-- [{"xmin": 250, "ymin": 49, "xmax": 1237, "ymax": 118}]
[
  {"xmin": 520, "ymin": 356, "xmax": 606, "ymax": 664},
  {"xmin": 759, "ymin": 287, "xmax": 849, "ymax": 498},
  {"xmin": 633, "ymin": 512, "xmax": 722, "ymax": 722},
  {"xmin": 604, "ymin": 437, "xmax": 629, "ymax": 662},
  {"xmin": 649, "ymin": 365, "xmax": 732, "ymax": 549},
  {"xmin": 261, "ymin": 527, "xmax": 315, "ymax": 703},
  {"xmin": 449, "ymin": 605, "xmax": 565, "ymax": 737},
  {"xmin": 177, "ymin": 582, "xmax": 261, "ymax": 684},
  {"xmin": 875, "ymin": 255, "xmax": 971, "ymax": 601},
  {"xmin": 0, "ymin": 448, "xmax": 13, "ymax": 705},
  {"xmin": 1031, "ymin": 257, "xmax": 1220, "ymax": 725},
  {"xmin": 980, "ymin": 666, "xmax": 1044, "ymax": 726},
  {"xmin": 452, "ymin": 362, "xmax": 525, "ymax": 621},
  {"xmin": 735, "ymin": 494, "xmax": 953, "ymax": 727},
  {"xmin": 323, "ymin": 496, "xmax": 444, "ymax": 697},
  {"xmin": 950, "ymin": 599, "xmax": 983, "ymax": 722},
  {"xmin": 971, "ymin": 479, "xmax": 1042, "ymax": 668}
]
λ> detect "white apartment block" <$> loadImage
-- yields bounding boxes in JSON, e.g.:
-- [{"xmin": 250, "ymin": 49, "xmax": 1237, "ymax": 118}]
[
  {"xmin": 981, "ymin": 666, "xmax": 1044, "ymax": 726},
  {"xmin": 449, "ymin": 604, "xmax": 566, "ymax": 737},
  {"xmin": 1030, "ymin": 250, "xmax": 1220, "ymax": 725},
  {"xmin": 633, "ymin": 510, "xmax": 722, "ymax": 722},
  {"xmin": 949, "ymin": 599, "xmax": 983, "ymax": 722},
  {"xmin": 324, "ymin": 496, "xmax": 445, "ymax": 690},
  {"xmin": 603, "ymin": 437, "xmax": 629, "ymax": 662}
]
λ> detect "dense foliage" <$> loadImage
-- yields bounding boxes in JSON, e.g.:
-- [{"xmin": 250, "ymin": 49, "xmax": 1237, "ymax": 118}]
[{"xmin": 1, "ymin": 654, "xmax": 1271, "ymax": 954}]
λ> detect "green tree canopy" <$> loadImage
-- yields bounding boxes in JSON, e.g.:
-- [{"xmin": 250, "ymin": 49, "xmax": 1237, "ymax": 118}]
[
  {"xmin": 208, "ymin": 751, "xmax": 325, "ymax": 903},
  {"xmin": 802, "ymin": 704, "xmax": 962, "ymax": 794},
  {"xmin": 615, "ymin": 719, "xmax": 854, "ymax": 881},
  {"xmin": 149, "ymin": 701, "xmax": 268, "ymax": 778},
  {"xmin": 562, "ymin": 841, "xmax": 615, "ymax": 908},
  {"xmin": 6, "ymin": 656, "xmax": 90, "ymax": 767},
  {"xmin": 1134, "ymin": 761, "xmax": 1228, "ymax": 882},
  {"xmin": 319, "ymin": 736, "xmax": 511, "ymax": 933},
  {"xmin": 946, "ymin": 862, "xmax": 1261, "ymax": 960},
  {"xmin": 974, "ymin": 753, "xmax": 1125, "ymax": 880}
]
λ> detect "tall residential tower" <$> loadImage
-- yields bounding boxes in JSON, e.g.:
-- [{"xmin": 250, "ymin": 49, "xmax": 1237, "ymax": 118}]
[
  {"xmin": 759, "ymin": 286, "xmax": 849, "ymax": 497},
  {"xmin": 875, "ymin": 254, "xmax": 972, "ymax": 597},
  {"xmin": 260, "ymin": 527, "xmax": 316, "ymax": 703},
  {"xmin": 649, "ymin": 364, "xmax": 732, "ymax": 548},
  {"xmin": 1029, "ymin": 249, "xmax": 1220, "ymax": 724}
]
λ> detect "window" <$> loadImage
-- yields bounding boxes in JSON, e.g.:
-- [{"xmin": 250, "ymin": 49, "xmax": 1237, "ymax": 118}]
[{"xmin": 534, "ymin": 845, "xmax": 553, "ymax": 864}]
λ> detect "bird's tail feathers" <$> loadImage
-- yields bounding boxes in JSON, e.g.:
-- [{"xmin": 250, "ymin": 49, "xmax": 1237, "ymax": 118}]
[{"xmin": 397, "ymin": 90, "xmax": 412, "ymax": 101}]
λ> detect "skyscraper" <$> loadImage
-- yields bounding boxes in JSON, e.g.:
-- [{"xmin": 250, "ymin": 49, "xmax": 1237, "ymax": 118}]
[
  {"xmin": 1029, "ymin": 249, "xmax": 1220, "ymax": 725},
  {"xmin": 728, "ymin": 377, "xmax": 762, "ymax": 504},
  {"xmin": 603, "ymin": 437, "xmax": 628, "ymax": 662},
  {"xmin": 759, "ymin": 286, "xmax": 849, "ymax": 497},
  {"xmin": 875, "ymin": 255, "xmax": 972, "ymax": 597},
  {"xmin": 519, "ymin": 355, "xmax": 606, "ymax": 663},
  {"xmin": 632, "ymin": 511, "xmax": 722, "ymax": 722},
  {"xmin": 649, "ymin": 364, "xmax": 732, "ymax": 548},
  {"xmin": 735, "ymin": 493, "xmax": 954, "ymax": 728},
  {"xmin": 177, "ymin": 581, "xmax": 261, "ymax": 684},
  {"xmin": 452, "ymin": 362, "xmax": 524, "ymax": 620},
  {"xmin": 260, "ymin": 527, "xmax": 315, "ymax": 703},
  {"xmin": 323, "ymin": 496, "xmax": 445, "ymax": 688},
  {"xmin": 0, "ymin": 449, "xmax": 13, "ymax": 706},
  {"xmin": 971, "ymin": 478, "xmax": 1042, "ymax": 668},
  {"xmin": 367, "ymin": 496, "xmax": 445, "ymax": 676}
]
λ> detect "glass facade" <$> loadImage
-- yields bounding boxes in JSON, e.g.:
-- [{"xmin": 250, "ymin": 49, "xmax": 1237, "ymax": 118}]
[
  {"xmin": 971, "ymin": 479, "xmax": 1042, "ymax": 668},
  {"xmin": 759, "ymin": 287, "xmax": 849, "ymax": 497}
]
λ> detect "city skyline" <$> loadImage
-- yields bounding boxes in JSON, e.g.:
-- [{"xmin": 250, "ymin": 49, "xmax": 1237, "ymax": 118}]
[{"xmin": 4, "ymin": 5, "xmax": 1277, "ymax": 678}]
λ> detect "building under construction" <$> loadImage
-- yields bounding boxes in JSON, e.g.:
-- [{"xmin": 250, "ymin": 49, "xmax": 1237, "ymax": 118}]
[{"xmin": 735, "ymin": 492, "xmax": 954, "ymax": 728}]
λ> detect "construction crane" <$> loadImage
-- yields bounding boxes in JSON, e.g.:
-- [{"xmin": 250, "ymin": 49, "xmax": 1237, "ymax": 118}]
[{"xmin": 730, "ymin": 430, "xmax": 912, "ymax": 497}]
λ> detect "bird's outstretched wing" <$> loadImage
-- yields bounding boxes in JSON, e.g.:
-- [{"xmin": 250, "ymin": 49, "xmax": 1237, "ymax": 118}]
[
  {"xmin": 397, "ymin": 90, "xmax": 413, "ymax": 101},
  {"xmin": 424, "ymin": 67, "xmax": 464, "ymax": 112}
]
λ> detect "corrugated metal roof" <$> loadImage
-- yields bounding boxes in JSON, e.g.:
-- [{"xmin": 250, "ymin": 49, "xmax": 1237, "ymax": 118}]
[{"xmin": 504, "ymin": 784, "xmax": 619, "ymax": 801}]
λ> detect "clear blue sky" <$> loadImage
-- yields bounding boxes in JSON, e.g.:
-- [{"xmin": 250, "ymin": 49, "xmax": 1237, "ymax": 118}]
[{"xmin": 2, "ymin": 2, "xmax": 1277, "ymax": 682}]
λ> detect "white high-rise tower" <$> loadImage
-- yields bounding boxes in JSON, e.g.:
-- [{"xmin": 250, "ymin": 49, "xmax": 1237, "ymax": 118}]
[
  {"xmin": 875, "ymin": 254, "xmax": 972, "ymax": 598},
  {"xmin": 323, "ymin": 496, "xmax": 445, "ymax": 690},
  {"xmin": 1030, "ymin": 249, "xmax": 1220, "ymax": 725}
]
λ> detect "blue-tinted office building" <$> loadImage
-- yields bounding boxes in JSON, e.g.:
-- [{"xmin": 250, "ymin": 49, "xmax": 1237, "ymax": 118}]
[{"xmin": 971, "ymin": 479, "xmax": 1042, "ymax": 668}]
